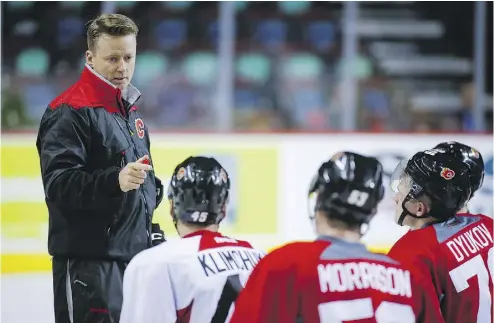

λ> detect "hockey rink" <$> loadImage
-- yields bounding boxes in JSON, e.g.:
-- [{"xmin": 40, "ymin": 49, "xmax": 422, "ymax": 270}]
[{"xmin": 2, "ymin": 273, "xmax": 54, "ymax": 323}]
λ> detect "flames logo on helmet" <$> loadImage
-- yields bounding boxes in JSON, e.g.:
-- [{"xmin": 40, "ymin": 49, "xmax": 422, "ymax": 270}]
[
  {"xmin": 176, "ymin": 167, "xmax": 186, "ymax": 180},
  {"xmin": 471, "ymin": 148, "xmax": 480, "ymax": 159},
  {"xmin": 440, "ymin": 167, "xmax": 455, "ymax": 180},
  {"xmin": 219, "ymin": 169, "xmax": 228, "ymax": 184}
]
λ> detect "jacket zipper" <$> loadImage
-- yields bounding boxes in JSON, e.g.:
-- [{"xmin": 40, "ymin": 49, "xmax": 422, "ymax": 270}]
[{"xmin": 113, "ymin": 113, "xmax": 152, "ymax": 247}]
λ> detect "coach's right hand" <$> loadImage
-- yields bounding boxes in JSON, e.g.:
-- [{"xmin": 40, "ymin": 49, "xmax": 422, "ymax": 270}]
[{"xmin": 119, "ymin": 155, "xmax": 153, "ymax": 192}]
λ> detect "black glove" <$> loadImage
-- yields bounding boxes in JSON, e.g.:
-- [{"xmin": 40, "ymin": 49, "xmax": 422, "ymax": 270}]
[
  {"xmin": 151, "ymin": 223, "xmax": 166, "ymax": 246},
  {"xmin": 155, "ymin": 177, "xmax": 164, "ymax": 209}
]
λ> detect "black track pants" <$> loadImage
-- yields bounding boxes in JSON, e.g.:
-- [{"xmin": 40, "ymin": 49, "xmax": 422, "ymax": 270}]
[{"xmin": 52, "ymin": 257, "xmax": 128, "ymax": 323}]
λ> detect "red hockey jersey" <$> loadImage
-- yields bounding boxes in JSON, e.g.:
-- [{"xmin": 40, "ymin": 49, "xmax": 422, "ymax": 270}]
[
  {"xmin": 388, "ymin": 213, "xmax": 494, "ymax": 323},
  {"xmin": 231, "ymin": 236, "xmax": 443, "ymax": 323}
]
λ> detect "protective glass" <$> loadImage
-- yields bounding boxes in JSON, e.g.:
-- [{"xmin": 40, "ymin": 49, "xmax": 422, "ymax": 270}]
[
  {"xmin": 390, "ymin": 158, "xmax": 427, "ymax": 226},
  {"xmin": 167, "ymin": 181, "xmax": 173, "ymax": 199},
  {"xmin": 307, "ymin": 190, "xmax": 319, "ymax": 220},
  {"xmin": 390, "ymin": 159, "xmax": 412, "ymax": 195}
]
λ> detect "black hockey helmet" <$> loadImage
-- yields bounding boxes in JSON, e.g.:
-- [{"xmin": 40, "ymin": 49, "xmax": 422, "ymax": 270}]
[
  {"xmin": 168, "ymin": 156, "xmax": 230, "ymax": 226},
  {"xmin": 308, "ymin": 151, "xmax": 385, "ymax": 228},
  {"xmin": 390, "ymin": 148, "xmax": 472, "ymax": 226},
  {"xmin": 434, "ymin": 141, "xmax": 485, "ymax": 198}
]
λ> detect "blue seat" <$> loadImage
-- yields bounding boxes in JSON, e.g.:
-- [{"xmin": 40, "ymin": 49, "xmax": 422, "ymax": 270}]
[
  {"xmin": 22, "ymin": 82, "xmax": 58, "ymax": 122},
  {"xmin": 255, "ymin": 20, "xmax": 287, "ymax": 50},
  {"xmin": 154, "ymin": 19, "xmax": 187, "ymax": 51},
  {"xmin": 307, "ymin": 21, "xmax": 335, "ymax": 51},
  {"xmin": 362, "ymin": 88, "xmax": 390, "ymax": 117},
  {"xmin": 292, "ymin": 89, "xmax": 326, "ymax": 129},
  {"xmin": 234, "ymin": 89, "xmax": 264, "ymax": 110},
  {"xmin": 208, "ymin": 21, "xmax": 219, "ymax": 46},
  {"xmin": 154, "ymin": 84, "xmax": 194, "ymax": 126},
  {"xmin": 57, "ymin": 17, "xmax": 84, "ymax": 49}
]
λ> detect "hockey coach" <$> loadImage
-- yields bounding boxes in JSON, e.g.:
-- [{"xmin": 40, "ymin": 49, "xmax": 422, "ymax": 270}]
[{"xmin": 36, "ymin": 14, "xmax": 165, "ymax": 323}]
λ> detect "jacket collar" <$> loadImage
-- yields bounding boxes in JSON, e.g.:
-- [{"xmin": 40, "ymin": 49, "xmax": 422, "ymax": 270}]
[{"xmin": 80, "ymin": 64, "xmax": 141, "ymax": 113}]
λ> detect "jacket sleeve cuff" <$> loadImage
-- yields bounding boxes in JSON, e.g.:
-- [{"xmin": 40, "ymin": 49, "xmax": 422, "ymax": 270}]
[{"xmin": 155, "ymin": 176, "xmax": 164, "ymax": 209}]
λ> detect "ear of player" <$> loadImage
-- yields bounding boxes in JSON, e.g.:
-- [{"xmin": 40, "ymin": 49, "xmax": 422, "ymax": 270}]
[
  {"xmin": 168, "ymin": 156, "xmax": 231, "ymax": 226},
  {"xmin": 308, "ymin": 151, "xmax": 385, "ymax": 228}
]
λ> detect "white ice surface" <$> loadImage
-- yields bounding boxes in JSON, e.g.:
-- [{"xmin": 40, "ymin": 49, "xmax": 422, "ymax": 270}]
[{"xmin": 1, "ymin": 273, "xmax": 54, "ymax": 323}]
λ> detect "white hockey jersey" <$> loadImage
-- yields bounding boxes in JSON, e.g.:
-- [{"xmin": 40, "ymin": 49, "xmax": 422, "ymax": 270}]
[{"xmin": 120, "ymin": 230, "xmax": 265, "ymax": 323}]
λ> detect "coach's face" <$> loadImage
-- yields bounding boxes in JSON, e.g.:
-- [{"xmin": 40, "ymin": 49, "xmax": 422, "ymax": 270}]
[{"xmin": 86, "ymin": 34, "xmax": 136, "ymax": 90}]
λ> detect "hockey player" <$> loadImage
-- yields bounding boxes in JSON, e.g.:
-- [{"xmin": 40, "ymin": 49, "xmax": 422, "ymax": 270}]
[
  {"xmin": 231, "ymin": 152, "xmax": 443, "ymax": 323},
  {"xmin": 433, "ymin": 141, "xmax": 485, "ymax": 213},
  {"xmin": 387, "ymin": 148, "xmax": 493, "ymax": 323},
  {"xmin": 120, "ymin": 156, "xmax": 264, "ymax": 323}
]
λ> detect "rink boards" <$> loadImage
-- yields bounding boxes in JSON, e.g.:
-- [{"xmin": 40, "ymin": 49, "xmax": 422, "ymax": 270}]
[{"xmin": 2, "ymin": 133, "xmax": 492, "ymax": 273}]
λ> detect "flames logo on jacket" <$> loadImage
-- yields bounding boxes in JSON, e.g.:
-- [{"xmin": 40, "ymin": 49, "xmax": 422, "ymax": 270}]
[{"xmin": 135, "ymin": 118, "xmax": 145, "ymax": 139}]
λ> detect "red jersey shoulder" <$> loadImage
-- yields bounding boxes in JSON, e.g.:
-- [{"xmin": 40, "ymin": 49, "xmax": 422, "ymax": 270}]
[
  {"xmin": 197, "ymin": 231, "xmax": 253, "ymax": 251},
  {"xmin": 479, "ymin": 214, "xmax": 494, "ymax": 231},
  {"xmin": 388, "ymin": 226, "xmax": 438, "ymax": 257},
  {"xmin": 259, "ymin": 241, "xmax": 330, "ymax": 272}
]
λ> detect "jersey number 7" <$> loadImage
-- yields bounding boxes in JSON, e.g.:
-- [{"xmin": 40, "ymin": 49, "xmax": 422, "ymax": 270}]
[
  {"xmin": 211, "ymin": 274, "xmax": 243, "ymax": 323},
  {"xmin": 449, "ymin": 247, "xmax": 493, "ymax": 323}
]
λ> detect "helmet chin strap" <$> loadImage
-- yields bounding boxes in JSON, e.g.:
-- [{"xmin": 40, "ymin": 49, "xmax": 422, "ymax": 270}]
[{"xmin": 397, "ymin": 195, "xmax": 431, "ymax": 226}]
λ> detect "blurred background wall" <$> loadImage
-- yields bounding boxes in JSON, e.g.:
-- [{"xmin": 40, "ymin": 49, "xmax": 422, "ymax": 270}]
[
  {"xmin": 2, "ymin": 1, "xmax": 493, "ymax": 132},
  {"xmin": 1, "ymin": 2, "xmax": 493, "ymax": 322}
]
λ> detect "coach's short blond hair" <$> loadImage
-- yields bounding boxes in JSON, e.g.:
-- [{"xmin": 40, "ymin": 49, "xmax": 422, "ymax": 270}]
[{"xmin": 86, "ymin": 14, "xmax": 139, "ymax": 51}]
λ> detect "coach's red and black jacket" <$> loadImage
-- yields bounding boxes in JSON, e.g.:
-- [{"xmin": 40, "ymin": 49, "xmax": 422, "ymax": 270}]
[{"xmin": 36, "ymin": 65, "xmax": 163, "ymax": 262}]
